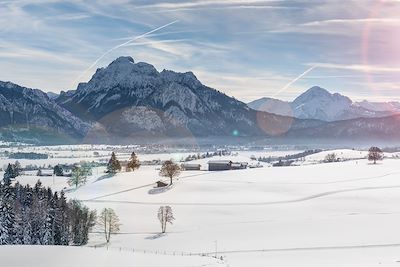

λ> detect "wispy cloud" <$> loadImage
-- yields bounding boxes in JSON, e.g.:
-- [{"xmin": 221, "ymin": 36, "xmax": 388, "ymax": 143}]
[
  {"xmin": 1, "ymin": 0, "xmax": 400, "ymax": 102},
  {"xmin": 269, "ymin": 18, "xmax": 400, "ymax": 36},
  {"xmin": 72, "ymin": 20, "xmax": 180, "ymax": 87},
  {"xmin": 138, "ymin": 0, "xmax": 285, "ymax": 9},
  {"xmin": 273, "ymin": 66, "xmax": 316, "ymax": 97},
  {"xmin": 307, "ymin": 63, "xmax": 400, "ymax": 73}
]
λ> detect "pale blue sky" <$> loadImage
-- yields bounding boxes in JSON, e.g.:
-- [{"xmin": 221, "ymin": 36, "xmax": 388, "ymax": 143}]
[{"xmin": 0, "ymin": 0, "xmax": 399, "ymax": 102}]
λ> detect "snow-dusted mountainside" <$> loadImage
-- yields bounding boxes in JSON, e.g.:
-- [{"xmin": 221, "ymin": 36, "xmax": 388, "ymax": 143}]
[
  {"xmin": 354, "ymin": 100, "xmax": 400, "ymax": 113},
  {"xmin": 3, "ymin": 57, "xmax": 400, "ymax": 143},
  {"xmin": 290, "ymin": 86, "xmax": 388, "ymax": 121},
  {"xmin": 57, "ymin": 56, "xmax": 301, "ymax": 139},
  {"xmin": 247, "ymin": 97, "xmax": 293, "ymax": 117},
  {"xmin": 0, "ymin": 81, "xmax": 90, "ymax": 142},
  {"xmin": 249, "ymin": 86, "xmax": 395, "ymax": 121}
]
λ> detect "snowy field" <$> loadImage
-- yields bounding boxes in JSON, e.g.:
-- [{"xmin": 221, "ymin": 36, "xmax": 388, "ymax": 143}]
[
  {"xmin": 3, "ymin": 147, "xmax": 400, "ymax": 266},
  {"xmin": 0, "ymin": 246, "xmax": 222, "ymax": 267}
]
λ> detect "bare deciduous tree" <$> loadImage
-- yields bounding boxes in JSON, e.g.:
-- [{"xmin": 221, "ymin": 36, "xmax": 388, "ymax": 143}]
[
  {"xmin": 158, "ymin": 206, "xmax": 175, "ymax": 233},
  {"xmin": 368, "ymin": 146, "xmax": 383, "ymax": 164},
  {"xmin": 324, "ymin": 153, "xmax": 337, "ymax": 163},
  {"xmin": 97, "ymin": 208, "xmax": 121, "ymax": 243},
  {"xmin": 159, "ymin": 160, "xmax": 181, "ymax": 185}
]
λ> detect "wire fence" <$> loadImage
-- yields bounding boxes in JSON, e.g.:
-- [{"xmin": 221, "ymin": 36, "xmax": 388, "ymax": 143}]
[{"xmin": 89, "ymin": 244, "xmax": 226, "ymax": 262}]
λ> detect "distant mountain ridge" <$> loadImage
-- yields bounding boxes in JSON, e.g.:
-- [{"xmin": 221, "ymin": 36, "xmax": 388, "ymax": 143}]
[
  {"xmin": 248, "ymin": 86, "xmax": 400, "ymax": 121},
  {"xmin": 0, "ymin": 81, "xmax": 90, "ymax": 143},
  {"xmin": 2, "ymin": 56, "xmax": 400, "ymax": 144},
  {"xmin": 56, "ymin": 56, "xmax": 296, "ymax": 140}
]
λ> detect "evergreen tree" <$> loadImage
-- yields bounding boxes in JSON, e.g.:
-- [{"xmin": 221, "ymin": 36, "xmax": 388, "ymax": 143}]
[
  {"xmin": 3, "ymin": 163, "xmax": 16, "ymax": 185},
  {"xmin": 107, "ymin": 152, "xmax": 121, "ymax": 174},
  {"xmin": 0, "ymin": 178, "xmax": 94, "ymax": 246},
  {"xmin": 126, "ymin": 152, "xmax": 140, "ymax": 172},
  {"xmin": 53, "ymin": 165, "xmax": 64, "ymax": 176},
  {"xmin": 0, "ymin": 182, "xmax": 15, "ymax": 245}
]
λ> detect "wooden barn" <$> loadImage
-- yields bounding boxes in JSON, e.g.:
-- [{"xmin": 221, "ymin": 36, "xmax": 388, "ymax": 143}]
[{"xmin": 208, "ymin": 160, "xmax": 233, "ymax": 171}]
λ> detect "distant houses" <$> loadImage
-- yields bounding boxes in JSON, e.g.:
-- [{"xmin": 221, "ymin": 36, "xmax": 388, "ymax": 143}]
[
  {"xmin": 181, "ymin": 163, "xmax": 201, "ymax": 171},
  {"xmin": 179, "ymin": 159, "xmax": 253, "ymax": 172}
]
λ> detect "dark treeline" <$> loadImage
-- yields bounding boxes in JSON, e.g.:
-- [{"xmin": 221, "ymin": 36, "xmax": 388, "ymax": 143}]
[
  {"xmin": 184, "ymin": 150, "xmax": 231, "ymax": 162},
  {"xmin": 258, "ymin": 149, "xmax": 322, "ymax": 163},
  {"xmin": 8, "ymin": 152, "xmax": 48, "ymax": 159},
  {"xmin": 0, "ymin": 179, "xmax": 96, "ymax": 245}
]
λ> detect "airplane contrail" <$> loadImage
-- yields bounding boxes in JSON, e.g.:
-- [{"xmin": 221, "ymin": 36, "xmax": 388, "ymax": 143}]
[
  {"xmin": 273, "ymin": 65, "xmax": 317, "ymax": 97},
  {"xmin": 72, "ymin": 20, "xmax": 179, "ymax": 87}
]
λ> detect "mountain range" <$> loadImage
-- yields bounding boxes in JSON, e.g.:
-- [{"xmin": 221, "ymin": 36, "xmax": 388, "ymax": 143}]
[
  {"xmin": 248, "ymin": 86, "xmax": 400, "ymax": 121},
  {"xmin": 2, "ymin": 56, "xmax": 400, "ymax": 144}
]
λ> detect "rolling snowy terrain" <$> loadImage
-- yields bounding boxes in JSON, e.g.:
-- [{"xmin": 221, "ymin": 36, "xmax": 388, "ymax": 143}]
[{"xmin": 2, "ymin": 147, "xmax": 400, "ymax": 266}]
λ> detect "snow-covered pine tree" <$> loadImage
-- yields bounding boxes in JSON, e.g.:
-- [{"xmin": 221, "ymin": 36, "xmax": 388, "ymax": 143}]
[
  {"xmin": 59, "ymin": 191, "xmax": 70, "ymax": 245},
  {"xmin": 3, "ymin": 163, "xmax": 15, "ymax": 185},
  {"xmin": 13, "ymin": 201, "xmax": 24, "ymax": 245},
  {"xmin": 0, "ymin": 181, "xmax": 15, "ymax": 245},
  {"xmin": 53, "ymin": 165, "xmax": 64, "ymax": 176},
  {"xmin": 22, "ymin": 207, "xmax": 32, "ymax": 245}
]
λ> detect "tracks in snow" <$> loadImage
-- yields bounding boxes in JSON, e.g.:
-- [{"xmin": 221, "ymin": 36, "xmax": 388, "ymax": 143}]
[
  {"xmin": 201, "ymin": 242, "xmax": 400, "ymax": 255},
  {"xmin": 82, "ymin": 184, "xmax": 400, "ymax": 206}
]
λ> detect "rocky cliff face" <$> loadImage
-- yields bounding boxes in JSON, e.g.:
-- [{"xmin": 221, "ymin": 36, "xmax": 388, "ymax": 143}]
[{"xmin": 57, "ymin": 56, "xmax": 263, "ymax": 138}]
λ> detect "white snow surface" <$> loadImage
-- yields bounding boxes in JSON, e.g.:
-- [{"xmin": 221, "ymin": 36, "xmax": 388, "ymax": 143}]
[
  {"xmin": 0, "ymin": 246, "xmax": 221, "ymax": 267},
  {"xmin": 3, "ymin": 148, "xmax": 400, "ymax": 266}
]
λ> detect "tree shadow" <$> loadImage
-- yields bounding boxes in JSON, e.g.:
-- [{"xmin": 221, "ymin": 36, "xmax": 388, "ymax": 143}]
[
  {"xmin": 148, "ymin": 184, "xmax": 173, "ymax": 195},
  {"xmin": 145, "ymin": 233, "xmax": 166, "ymax": 240},
  {"xmin": 94, "ymin": 173, "xmax": 114, "ymax": 183}
]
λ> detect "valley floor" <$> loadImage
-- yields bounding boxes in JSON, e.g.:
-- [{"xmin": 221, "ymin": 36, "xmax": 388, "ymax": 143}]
[{"xmin": 3, "ymin": 149, "xmax": 400, "ymax": 266}]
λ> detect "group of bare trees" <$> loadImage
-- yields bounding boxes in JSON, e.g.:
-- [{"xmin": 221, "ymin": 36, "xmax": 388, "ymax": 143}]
[
  {"xmin": 96, "ymin": 205, "xmax": 175, "ymax": 244},
  {"xmin": 97, "ymin": 208, "xmax": 121, "ymax": 244},
  {"xmin": 158, "ymin": 206, "xmax": 175, "ymax": 233}
]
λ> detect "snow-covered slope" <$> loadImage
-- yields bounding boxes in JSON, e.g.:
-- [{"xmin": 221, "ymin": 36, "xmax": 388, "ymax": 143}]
[
  {"xmin": 1, "ymin": 246, "xmax": 221, "ymax": 267},
  {"xmin": 9, "ymin": 148, "xmax": 400, "ymax": 266}
]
